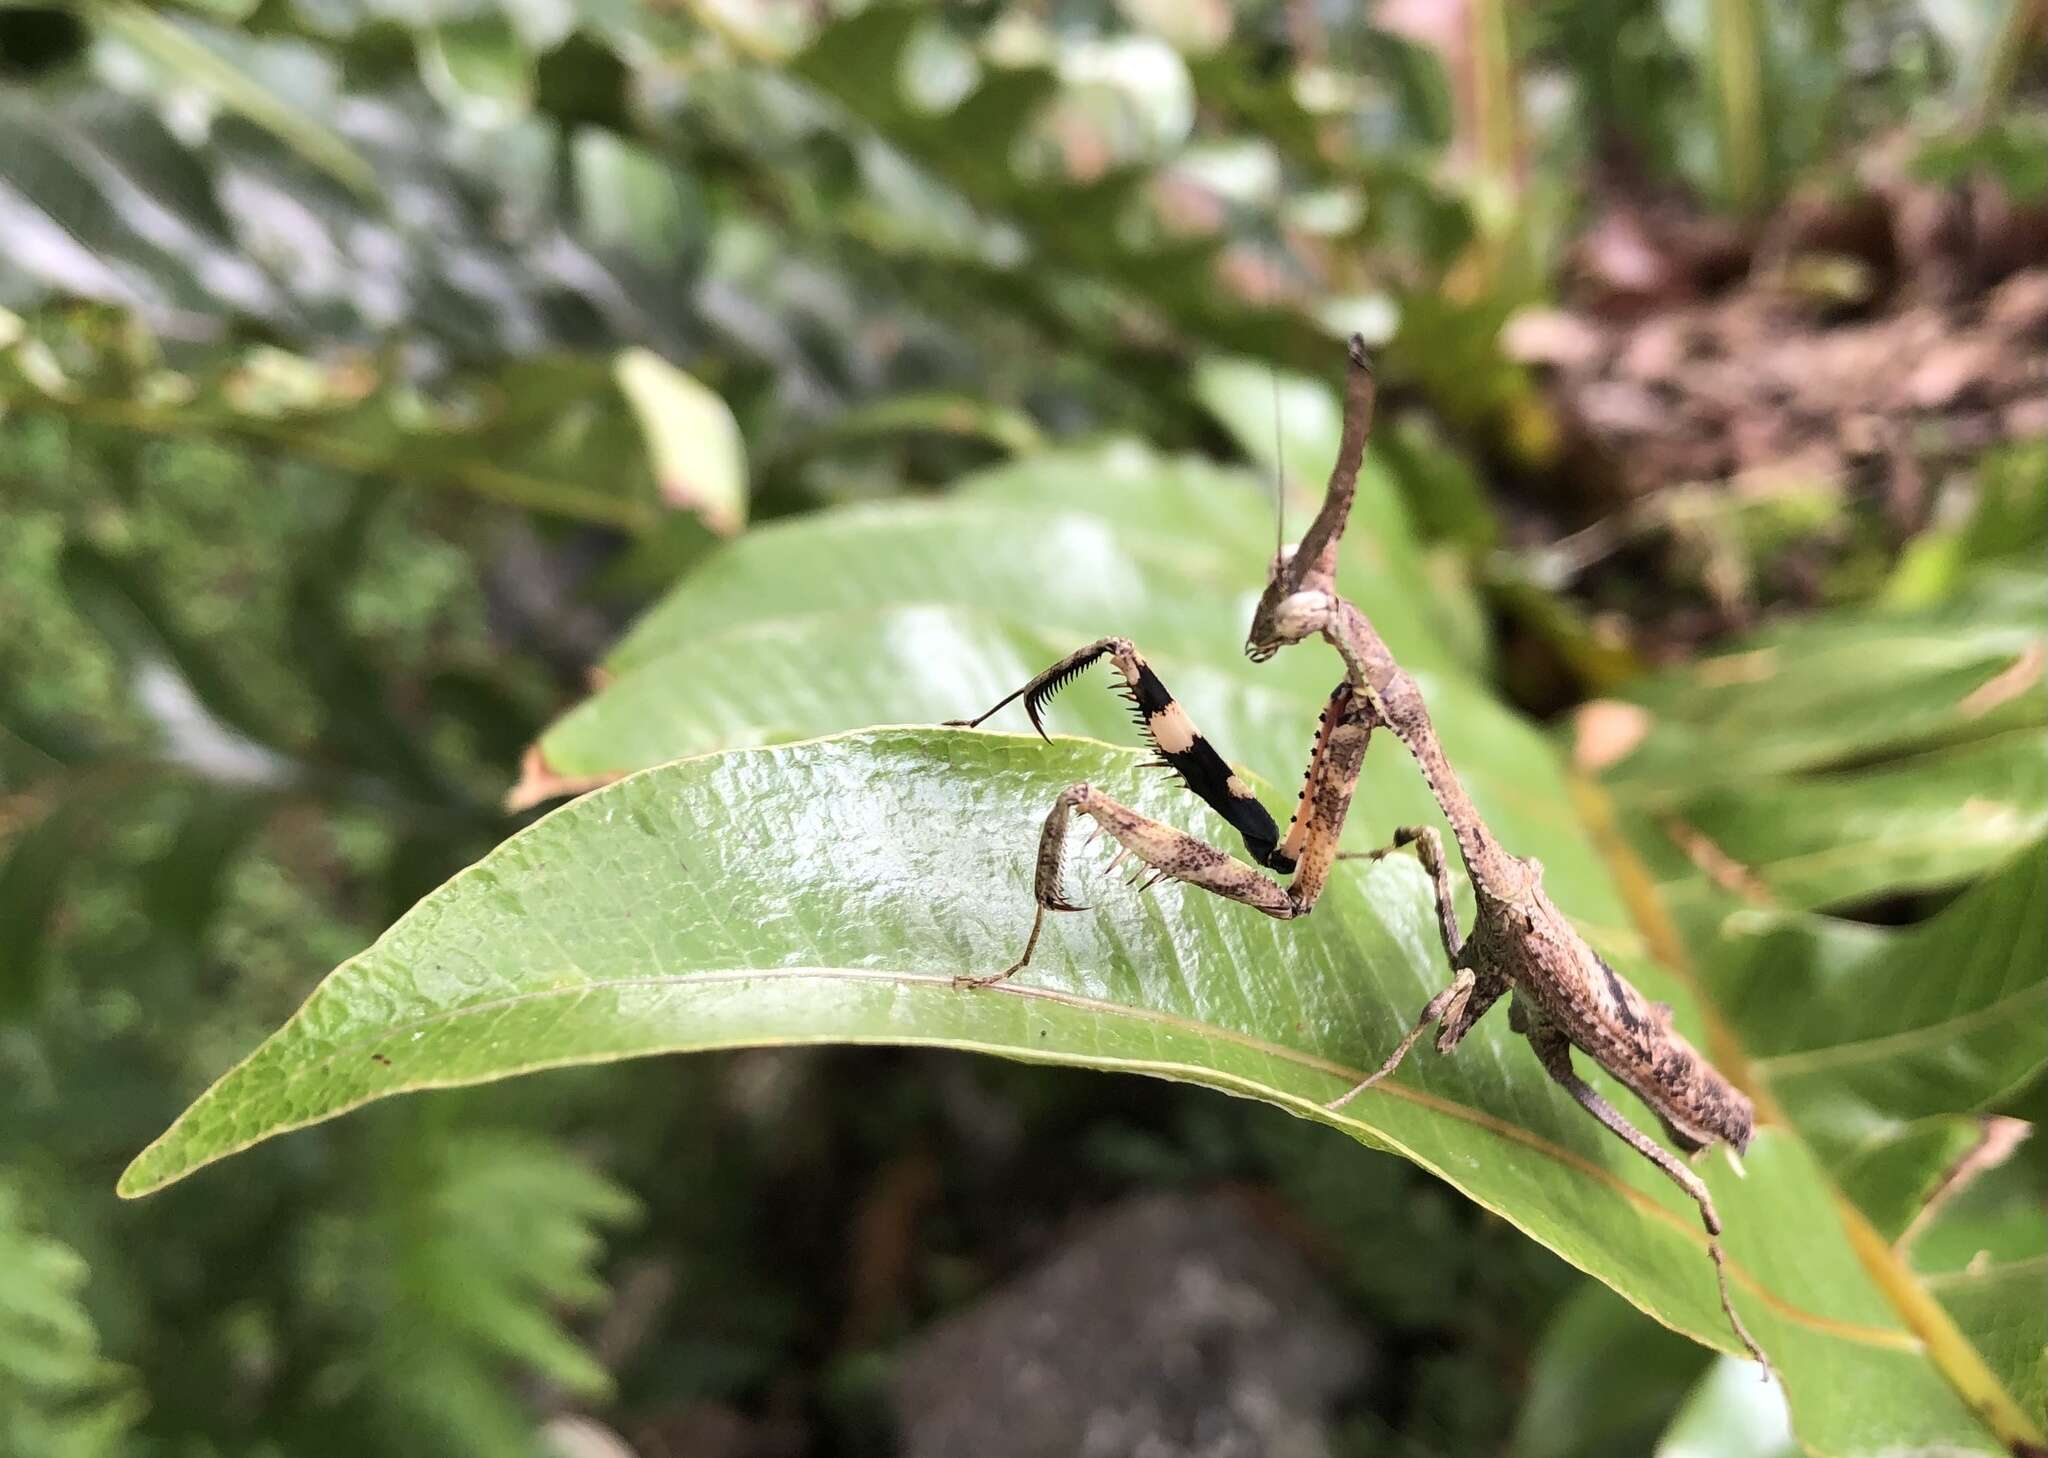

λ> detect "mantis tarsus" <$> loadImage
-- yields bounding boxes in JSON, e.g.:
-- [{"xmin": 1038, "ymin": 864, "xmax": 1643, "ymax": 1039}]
[{"xmin": 948, "ymin": 336, "xmax": 1774, "ymax": 1379}]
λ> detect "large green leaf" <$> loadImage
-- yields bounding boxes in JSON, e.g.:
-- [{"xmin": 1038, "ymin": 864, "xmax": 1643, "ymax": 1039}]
[
  {"xmin": 1596, "ymin": 571, "xmax": 2045, "ymax": 804},
  {"xmin": 1725, "ymin": 842, "xmax": 2046, "ymax": 1185},
  {"xmin": 124, "ymin": 730, "xmax": 2010, "ymax": 1454}
]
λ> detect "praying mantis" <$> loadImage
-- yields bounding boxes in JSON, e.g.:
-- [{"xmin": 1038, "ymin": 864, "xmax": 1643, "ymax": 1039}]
[{"xmin": 947, "ymin": 336, "xmax": 1773, "ymax": 1377}]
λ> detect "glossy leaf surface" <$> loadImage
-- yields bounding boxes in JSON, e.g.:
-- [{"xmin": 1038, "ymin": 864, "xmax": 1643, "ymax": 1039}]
[{"xmin": 127, "ymin": 731, "xmax": 2013, "ymax": 1455}]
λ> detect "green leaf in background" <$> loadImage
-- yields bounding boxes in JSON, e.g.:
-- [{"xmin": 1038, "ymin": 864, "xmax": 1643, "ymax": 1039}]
[
  {"xmin": 56, "ymin": 535, "xmax": 300, "ymax": 757},
  {"xmin": 420, "ymin": 15, "xmax": 535, "ymax": 127},
  {"xmin": 85, "ymin": 0, "xmax": 375, "ymax": 198},
  {"xmin": 0, "ymin": 792, "xmax": 101, "ymax": 1016},
  {"xmin": 1656, "ymin": 1356, "xmax": 1800, "ymax": 1458},
  {"xmin": 122, "ymin": 729, "xmax": 2016, "ymax": 1454},
  {"xmin": 1722, "ymin": 842, "xmax": 2045, "ymax": 1189},
  {"xmin": 1592, "ymin": 571, "xmax": 2046, "ymax": 802},
  {"xmin": 767, "ymin": 391, "xmax": 1047, "ymax": 464},
  {"xmin": 594, "ymin": 498, "xmax": 1253, "ymax": 666},
  {"xmin": 784, "ymin": 4, "xmax": 1331, "ymax": 367},
  {"xmin": 1644, "ymin": 729, "xmax": 2044, "ymax": 914},
  {"xmin": 1510, "ymin": 1280, "xmax": 1825, "ymax": 1458},
  {"xmin": 1512, "ymin": 1281, "xmax": 1710, "ymax": 1458},
  {"xmin": 590, "ymin": 438, "xmax": 1452, "ymax": 683},
  {"xmin": 1886, "ymin": 443, "xmax": 2048, "ymax": 608},
  {"xmin": 570, "ymin": 130, "xmax": 699, "ymax": 267},
  {"xmin": 1588, "ymin": 568, "xmax": 2046, "ymax": 914},
  {"xmin": 614, "ymin": 348, "xmax": 748, "ymax": 537},
  {"xmin": 365, "ymin": 1125, "xmax": 638, "ymax": 1454},
  {"xmin": 1704, "ymin": 842, "xmax": 2048, "ymax": 1414}
]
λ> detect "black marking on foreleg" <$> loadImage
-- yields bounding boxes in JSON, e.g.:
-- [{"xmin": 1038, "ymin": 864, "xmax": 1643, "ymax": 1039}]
[
  {"xmin": 1112, "ymin": 648, "xmax": 1284, "ymax": 870},
  {"xmin": 952, "ymin": 637, "xmax": 1286, "ymax": 871}
]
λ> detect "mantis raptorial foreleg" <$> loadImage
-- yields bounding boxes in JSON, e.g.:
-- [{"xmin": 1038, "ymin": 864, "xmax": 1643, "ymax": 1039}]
[
  {"xmin": 949, "ymin": 655, "xmax": 1376, "ymax": 985},
  {"xmin": 950, "ymin": 635, "xmax": 1314, "ymax": 870}
]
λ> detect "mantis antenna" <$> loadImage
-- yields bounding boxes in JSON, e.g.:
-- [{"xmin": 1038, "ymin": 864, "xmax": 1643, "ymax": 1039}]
[{"xmin": 1272, "ymin": 367, "xmax": 1286, "ymax": 559}]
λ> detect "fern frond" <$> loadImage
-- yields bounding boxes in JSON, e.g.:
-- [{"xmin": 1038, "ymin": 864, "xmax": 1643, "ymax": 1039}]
[
  {"xmin": 352, "ymin": 1127, "xmax": 639, "ymax": 1457},
  {"xmin": 0, "ymin": 1177, "xmax": 144, "ymax": 1458}
]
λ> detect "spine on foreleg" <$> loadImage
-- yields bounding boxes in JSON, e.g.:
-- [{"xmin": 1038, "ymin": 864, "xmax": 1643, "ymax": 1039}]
[{"xmin": 1280, "ymin": 690, "xmax": 1374, "ymax": 912}]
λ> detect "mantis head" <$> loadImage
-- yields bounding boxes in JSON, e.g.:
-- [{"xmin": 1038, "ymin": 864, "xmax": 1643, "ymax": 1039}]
[{"xmin": 1244, "ymin": 335, "xmax": 1374, "ymax": 663}]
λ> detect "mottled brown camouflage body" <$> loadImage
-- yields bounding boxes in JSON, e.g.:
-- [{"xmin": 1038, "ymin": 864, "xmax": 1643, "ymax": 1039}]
[
  {"xmin": 1473, "ymin": 880, "xmax": 1754, "ymax": 1156},
  {"xmin": 952, "ymin": 335, "xmax": 1772, "ymax": 1378}
]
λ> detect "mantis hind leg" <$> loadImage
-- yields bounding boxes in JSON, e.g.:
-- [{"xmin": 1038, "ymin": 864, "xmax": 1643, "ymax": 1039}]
[
  {"xmin": 1325, "ymin": 966, "xmax": 1475, "ymax": 1111},
  {"xmin": 1525, "ymin": 1016, "xmax": 1776, "ymax": 1382}
]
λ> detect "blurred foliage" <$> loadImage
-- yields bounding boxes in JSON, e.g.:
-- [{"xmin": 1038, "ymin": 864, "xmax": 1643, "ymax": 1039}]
[{"xmin": 2, "ymin": 0, "xmax": 2043, "ymax": 1454}]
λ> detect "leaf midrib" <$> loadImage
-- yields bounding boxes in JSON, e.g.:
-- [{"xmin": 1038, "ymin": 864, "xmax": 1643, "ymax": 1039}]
[{"xmin": 128, "ymin": 961, "xmax": 1916, "ymax": 1348}]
